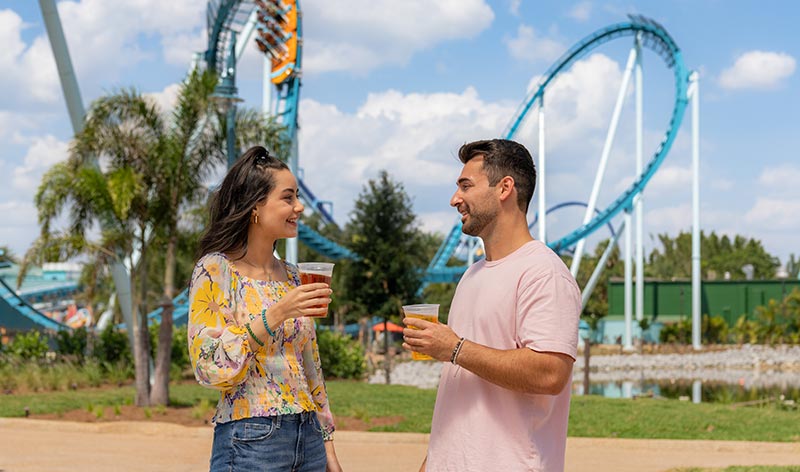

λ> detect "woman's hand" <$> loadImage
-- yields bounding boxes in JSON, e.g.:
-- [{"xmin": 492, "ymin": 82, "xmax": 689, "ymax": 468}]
[
  {"xmin": 272, "ymin": 283, "xmax": 332, "ymax": 322},
  {"xmin": 324, "ymin": 441, "xmax": 343, "ymax": 472}
]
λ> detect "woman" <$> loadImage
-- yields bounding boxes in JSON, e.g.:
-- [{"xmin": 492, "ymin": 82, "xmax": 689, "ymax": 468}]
[{"xmin": 188, "ymin": 145, "xmax": 343, "ymax": 472}]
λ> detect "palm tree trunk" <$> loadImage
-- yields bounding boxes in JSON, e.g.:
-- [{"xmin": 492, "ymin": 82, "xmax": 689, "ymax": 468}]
[
  {"xmin": 134, "ymin": 230, "xmax": 151, "ymax": 407},
  {"xmin": 150, "ymin": 228, "xmax": 177, "ymax": 406}
]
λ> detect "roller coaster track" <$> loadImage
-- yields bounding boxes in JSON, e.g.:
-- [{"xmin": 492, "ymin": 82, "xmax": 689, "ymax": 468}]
[{"xmin": 425, "ymin": 14, "xmax": 690, "ymax": 284}]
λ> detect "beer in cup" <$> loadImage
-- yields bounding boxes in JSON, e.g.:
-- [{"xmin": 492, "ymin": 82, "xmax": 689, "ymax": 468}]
[
  {"xmin": 402, "ymin": 304, "xmax": 440, "ymax": 360},
  {"xmin": 298, "ymin": 262, "xmax": 334, "ymax": 317}
]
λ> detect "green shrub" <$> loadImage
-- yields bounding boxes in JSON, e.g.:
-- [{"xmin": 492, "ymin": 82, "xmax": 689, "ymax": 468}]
[
  {"xmin": 149, "ymin": 323, "xmax": 191, "ymax": 372},
  {"xmin": 83, "ymin": 359, "xmax": 105, "ymax": 388},
  {"xmin": 731, "ymin": 315, "xmax": 760, "ymax": 344},
  {"xmin": 659, "ymin": 319, "xmax": 692, "ymax": 344},
  {"xmin": 316, "ymin": 329, "xmax": 366, "ymax": 380},
  {"xmin": 170, "ymin": 325, "xmax": 190, "ymax": 370},
  {"xmin": 92, "ymin": 325, "xmax": 130, "ymax": 365},
  {"xmin": 100, "ymin": 359, "xmax": 132, "ymax": 386},
  {"xmin": 0, "ymin": 363, "xmax": 18, "ymax": 392},
  {"xmin": 702, "ymin": 314, "xmax": 729, "ymax": 344},
  {"xmin": 55, "ymin": 327, "xmax": 88, "ymax": 361},
  {"xmin": 7, "ymin": 331, "xmax": 49, "ymax": 359}
]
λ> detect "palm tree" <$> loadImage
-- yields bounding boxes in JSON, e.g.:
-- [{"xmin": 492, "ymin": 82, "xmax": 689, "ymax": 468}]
[
  {"xmin": 147, "ymin": 70, "xmax": 288, "ymax": 405},
  {"xmin": 25, "ymin": 69, "xmax": 289, "ymax": 406}
]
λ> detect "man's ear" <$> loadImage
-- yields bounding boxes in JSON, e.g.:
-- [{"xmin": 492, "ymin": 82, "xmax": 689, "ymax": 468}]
[{"xmin": 497, "ymin": 176, "xmax": 516, "ymax": 203}]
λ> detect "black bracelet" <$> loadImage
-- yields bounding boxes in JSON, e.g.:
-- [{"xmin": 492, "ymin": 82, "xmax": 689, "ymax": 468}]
[{"xmin": 450, "ymin": 337, "xmax": 465, "ymax": 365}]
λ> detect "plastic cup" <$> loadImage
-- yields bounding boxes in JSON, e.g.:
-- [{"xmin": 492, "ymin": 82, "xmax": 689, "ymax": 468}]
[
  {"xmin": 298, "ymin": 262, "xmax": 334, "ymax": 317},
  {"xmin": 402, "ymin": 304, "xmax": 440, "ymax": 360}
]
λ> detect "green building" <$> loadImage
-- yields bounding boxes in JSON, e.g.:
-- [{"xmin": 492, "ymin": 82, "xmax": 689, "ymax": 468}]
[{"xmin": 608, "ymin": 279, "xmax": 800, "ymax": 325}]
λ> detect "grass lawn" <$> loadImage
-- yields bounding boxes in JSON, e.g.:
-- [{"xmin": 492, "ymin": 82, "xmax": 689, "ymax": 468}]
[
  {"xmin": 2, "ymin": 381, "xmax": 799, "ymax": 442},
  {"xmin": 568, "ymin": 395, "xmax": 800, "ymax": 442}
]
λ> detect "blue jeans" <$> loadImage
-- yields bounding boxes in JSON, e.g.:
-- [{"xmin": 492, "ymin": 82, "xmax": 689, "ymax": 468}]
[{"xmin": 210, "ymin": 412, "xmax": 327, "ymax": 472}]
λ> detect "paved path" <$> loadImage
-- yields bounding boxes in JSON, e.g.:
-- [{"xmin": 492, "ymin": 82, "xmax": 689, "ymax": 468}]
[{"xmin": 1, "ymin": 418, "xmax": 799, "ymax": 471}]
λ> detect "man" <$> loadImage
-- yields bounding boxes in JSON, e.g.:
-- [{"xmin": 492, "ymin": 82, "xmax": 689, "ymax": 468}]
[{"xmin": 403, "ymin": 139, "xmax": 581, "ymax": 472}]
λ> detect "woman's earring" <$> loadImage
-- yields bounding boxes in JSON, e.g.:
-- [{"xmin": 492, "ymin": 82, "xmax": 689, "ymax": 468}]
[{"xmin": 252, "ymin": 212, "xmax": 259, "ymax": 224}]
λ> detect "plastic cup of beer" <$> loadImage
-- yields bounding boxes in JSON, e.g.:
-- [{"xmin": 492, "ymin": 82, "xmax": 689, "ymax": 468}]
[
  {"xmin": 298, "ymin": 262, "xmax": 334, "ymax": 317},
  {"xmin": 402, "ymin": 304, "xmax": 439, "ymax": 360}
]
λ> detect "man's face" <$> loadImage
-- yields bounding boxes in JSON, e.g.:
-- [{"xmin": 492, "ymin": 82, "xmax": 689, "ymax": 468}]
[{"xmin": 450, "ymin": 157, "xmax": 500, "ymax": 237}]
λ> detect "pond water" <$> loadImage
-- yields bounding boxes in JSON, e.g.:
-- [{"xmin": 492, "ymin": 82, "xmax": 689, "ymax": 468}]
[{"xmin": 573, "ymin": 377, "xmax": 800, "ymax": 405}]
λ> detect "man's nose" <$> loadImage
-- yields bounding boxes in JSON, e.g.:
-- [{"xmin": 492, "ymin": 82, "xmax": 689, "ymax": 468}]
[{"xmin": 450, "ymin": 191, "xmax": 461, "ymax": 208}]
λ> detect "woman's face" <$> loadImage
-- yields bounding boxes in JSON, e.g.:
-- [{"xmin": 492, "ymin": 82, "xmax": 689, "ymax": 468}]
[{"xmin": 252, "ymin": 169, "xmax": 304, "ymax": 240}]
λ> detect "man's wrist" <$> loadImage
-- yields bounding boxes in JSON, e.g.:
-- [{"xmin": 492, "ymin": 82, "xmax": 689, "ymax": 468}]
[{"xmin": 450, "ymin": 337, "xmax": 466, "ymax": 365}]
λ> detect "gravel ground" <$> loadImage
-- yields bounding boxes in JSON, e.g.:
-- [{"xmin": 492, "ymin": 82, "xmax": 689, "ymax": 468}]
[{"xmin": 368, "ymin": 345, "xmax": 800, "ymax": 389}]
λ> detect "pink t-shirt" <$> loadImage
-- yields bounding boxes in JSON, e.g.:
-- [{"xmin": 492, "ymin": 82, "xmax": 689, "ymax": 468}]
[{"xmin": 426, "ymin": 240, "xmax": 581, "ymax": 472}]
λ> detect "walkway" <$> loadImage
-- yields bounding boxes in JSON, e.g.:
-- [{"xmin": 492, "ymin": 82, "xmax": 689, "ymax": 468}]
[{"xmin": 1, "ymin": 418, "xmax": 798, "ymax": 471}]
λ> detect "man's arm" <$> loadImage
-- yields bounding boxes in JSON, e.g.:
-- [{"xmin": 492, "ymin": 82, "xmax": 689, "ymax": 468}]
[
  {"xmin": 402, "ymin": 318, "xmax": 573, "ymax": 395},
  {"xmin": 418, "ymin": 455, "xmax": 427, "ymax": 472}
]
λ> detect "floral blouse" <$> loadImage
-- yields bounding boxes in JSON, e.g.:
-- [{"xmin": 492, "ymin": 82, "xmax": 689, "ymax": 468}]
[{"xmin": 187, "ymin": 252, "xmax": 335, "ymax": 440}]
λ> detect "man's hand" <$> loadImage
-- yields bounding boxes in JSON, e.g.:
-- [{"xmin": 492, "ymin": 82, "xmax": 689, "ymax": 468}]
[{"xmin": 402, "ymin": 317, "xmax": 461, "ymax": 362}]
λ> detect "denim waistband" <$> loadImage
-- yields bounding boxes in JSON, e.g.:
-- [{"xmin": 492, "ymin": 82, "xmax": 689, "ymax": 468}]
[{"xmin": 218, "ymin": 411, "xmax": 316, "ymax": 428}]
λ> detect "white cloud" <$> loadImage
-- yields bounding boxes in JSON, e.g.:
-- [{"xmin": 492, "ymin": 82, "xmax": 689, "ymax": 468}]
[
  {"xmin": 648, "ymin": 165, "xmax": 692, "ymax": 193},
  {"xmin": 505, "ymin": 25, "xmax": 565, "ymax": 63},
  {"xmin": 745, "ymin": 197, "xmax": 800, "ymax": 230},
  {"xmin": 0, "ymin": 1, "xmax": 207, "ymax": 108},
  {"xmin": 568, "ymin": 2, "xmax": 592, "ymax": 21},
  {"xmin": 302, "ymin": 0, "xmax": 494, "ymax": 74},
  {"xmin": 13, "ymin": 135, "xmax": 70, "ymax": 191},
  {"xmin": 757, "ymin": 164, "xmax": 800, "ymax": 195},
  {"xmin": 297, "ymin": 87, "xmax": 514, "ymax": 223},
  {"xmin": 0, "ymin": 200, "xmax": 40, "ymax": 255},
  {"xmin": 144, "ymin": 82, "xmax": 182, "ymax": 114},
  {"xmin": 719, "ymin": 51, "xmax": 796, "ymax": 90},
  {"xmin": 0, "ymin": 9, "xmax": 60, "ymax": 105},
  {"xmin": 509, "ymin": 0, "xmax": 522, "ymax": 16},
  {"xmin": 514, "ymin": 53, "xmax": 624, "ymax": 151},
  {"xmin": 419, "ymin": 211, "xmax": 460, "ymax": 237}
]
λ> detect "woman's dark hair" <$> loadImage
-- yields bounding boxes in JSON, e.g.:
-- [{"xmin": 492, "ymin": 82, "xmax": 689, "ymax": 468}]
[{"xmin": 198, "ymin": 145, "xmax": 289, "ymax": 258}]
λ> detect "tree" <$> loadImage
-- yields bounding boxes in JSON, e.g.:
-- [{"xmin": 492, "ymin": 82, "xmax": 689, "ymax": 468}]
[
  {"xmin": 0, "ymin": 246, "xmax": 18, "ymax": 265},
  {"xmin": 786, "ymin": 253, "xmax": 799, "ymax": 279},
  {"xmin": 24, "ymin": 70, "xmax": 288, "ymax": 407},
  {"xmin": 647, "ymin": 231, "xmax": 780, "ymax": 280},
  {"xmin": 341, "ymin": 171, "xmax": 429, "ymax": 382},
  {"xmin": 566, "ymin": 238, "xmax": 623, "ymax": 331},
  {"xmin": 27, "ymin": 119, "xmax": 157, "ymax": 406}
]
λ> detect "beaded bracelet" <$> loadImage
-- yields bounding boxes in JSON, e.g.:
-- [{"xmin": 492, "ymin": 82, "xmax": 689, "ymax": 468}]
[
  {"xmin": 261, "ymin": 309, "xmax": 276, "ymax": 338},
  {"xmin": 450, "ymin": 337, "xmax": 466, "ymax": 365},
  {"xmin": 245, "ymin": 322, "xmax": 265, "ymax": 347}
]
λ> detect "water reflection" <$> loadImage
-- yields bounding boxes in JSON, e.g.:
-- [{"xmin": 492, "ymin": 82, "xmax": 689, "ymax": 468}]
[{"xmin": 573, "ymin": 376, "xmax": 800, "ymax": 404}]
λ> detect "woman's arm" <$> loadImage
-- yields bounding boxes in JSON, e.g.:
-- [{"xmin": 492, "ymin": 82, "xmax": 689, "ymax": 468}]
[
  {"xmin": 301, "ymin": 325, "xmax": 336, "ymax": 439},
  {"xmin": 188, "ymin": 255, "xmax": 262, "ymax": 390}
]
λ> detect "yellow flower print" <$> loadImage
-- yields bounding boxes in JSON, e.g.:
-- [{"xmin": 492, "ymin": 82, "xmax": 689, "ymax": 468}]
[
  {"xmin": 298, "ymin": 390, "xmax": 314, "ymax": 411},
  {"xmin": 206, "ymin": 262, "xmax": 221, "ymax": 279},
  {"xmin": 284, "ymin": 342, "xmax": 300, "ymax": 377},
  {"xmin": 244, "ymin": 286, "xmax": 262, "ymax": 315},
  {"xmin": 280, "ymin": 383, "xmax": 295, "ymax": 404},
  {"xmin": 232, "ymin": 398, "xmax": 250, "ymax": 419},
  {"xmin": 190, "ymin": 280, "xmax": 226, "ymax": 326}
]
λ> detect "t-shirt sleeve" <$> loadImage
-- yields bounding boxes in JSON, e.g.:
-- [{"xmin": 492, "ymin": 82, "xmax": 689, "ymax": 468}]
[{"xmin": 515, "ymin": 271, "xmax": 581, "ymax": 360}]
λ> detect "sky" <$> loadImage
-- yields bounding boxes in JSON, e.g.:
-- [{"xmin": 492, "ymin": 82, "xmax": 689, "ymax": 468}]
[{"xmin": 1, "ymin": 0, "xmax": 799, "ymax": 271}]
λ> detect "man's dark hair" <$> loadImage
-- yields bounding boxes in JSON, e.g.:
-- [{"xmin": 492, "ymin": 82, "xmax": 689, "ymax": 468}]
[{"xmin": 458, "ymin": 139, "xmax": 536, "ymax": 213}]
